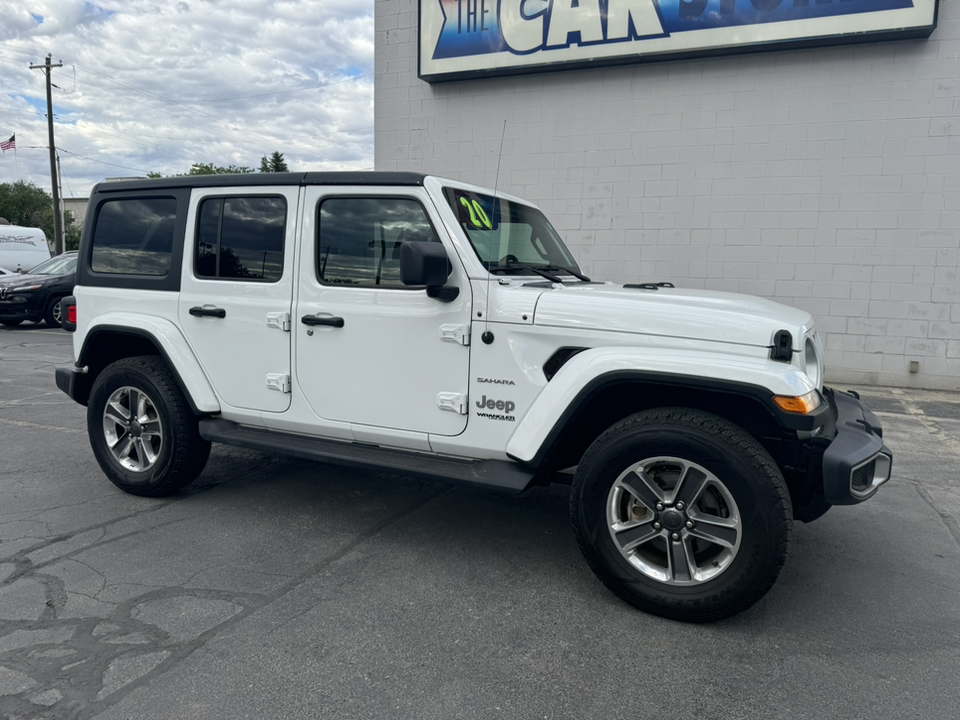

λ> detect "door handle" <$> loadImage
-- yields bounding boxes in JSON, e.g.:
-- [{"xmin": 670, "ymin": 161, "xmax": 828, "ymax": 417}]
[
  {"xmin": 301, "ymin": 315, "xmax": 344, "ymax": 328},
  {"xmin": 189, "ymin": 306, "xmax": 226, "ymax": 318}
]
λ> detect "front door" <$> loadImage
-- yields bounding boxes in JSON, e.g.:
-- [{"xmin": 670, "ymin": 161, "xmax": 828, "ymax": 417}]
[
  {"xmin": 294, "ymin": 187, "xmax": 471, "ymax": 436},
  {"xmin": 178, "ymin": 187, "xmax": 299, "ymax": 413}
]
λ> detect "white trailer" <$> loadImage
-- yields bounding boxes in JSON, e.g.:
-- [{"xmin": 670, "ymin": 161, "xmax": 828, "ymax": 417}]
[{"xmin": 0, "ymin": 225, "xmax": 52, "ymax": 273}]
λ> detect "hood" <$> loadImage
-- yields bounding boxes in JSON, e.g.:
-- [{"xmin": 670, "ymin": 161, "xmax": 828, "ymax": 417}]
[
  {"xmin": 533, "ymin": 284, "xmax": 814, "ymax": 349},
  {"xmin": 0, "ymin": 272, "xmax": 60, "ymax": 287},
  {"xmin": 0, "ymin": 273, "xmax": 29, "ymax": 285}
]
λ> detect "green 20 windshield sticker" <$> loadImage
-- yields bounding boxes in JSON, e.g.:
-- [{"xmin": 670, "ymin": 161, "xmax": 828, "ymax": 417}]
[{"xmin": 460, "ymin": 196, "xmax": 492, "ymax": 230}]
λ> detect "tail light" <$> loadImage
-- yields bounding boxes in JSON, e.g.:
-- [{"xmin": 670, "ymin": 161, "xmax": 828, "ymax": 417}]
[{"xmin": 61, "ymin": 296, "xmax": 77, "ymax": 332}]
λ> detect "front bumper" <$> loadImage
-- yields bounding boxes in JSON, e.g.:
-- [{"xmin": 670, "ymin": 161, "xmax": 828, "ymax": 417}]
[
  {"xmin": 819, "ymin": 388, "xmax": 892, "ymax": 505},
  {"xmin": 0, "ymin": 295, "xmax": 43, "ymax": 322}
]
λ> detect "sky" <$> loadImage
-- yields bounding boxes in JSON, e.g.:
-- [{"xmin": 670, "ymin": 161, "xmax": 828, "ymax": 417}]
[{"xmin": 0, "ymin": 0, "xmax": 374, "ymax": 200}]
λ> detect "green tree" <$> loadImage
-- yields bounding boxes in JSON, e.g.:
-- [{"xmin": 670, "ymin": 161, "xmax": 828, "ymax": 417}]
[
  {"xmin": 64, "ymin": 212, "xmax": 82, "ymax": 251},
  {"xmin": 0, "ymin": 181, "xmax": 57, "ymax": 237},
  {"xmin": 188, "ymin": 162, "xmax": 255, "ymax": 175},
  {"xmin": 259, "ymin": 151, "xmax": 289, "ymax": 173},
  {"xmin": 149, "ymin": 152, "xmax": 289, "ymax": 178},
  {"xmin": 0, "ymin": 181, "xmax": 81, "ymax": 250}
]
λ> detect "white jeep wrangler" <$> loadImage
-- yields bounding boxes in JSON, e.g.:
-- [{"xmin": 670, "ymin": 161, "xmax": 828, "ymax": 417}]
[{"xmin": 56, "ymin": 172, "xmax": 892, "ymax": 622}]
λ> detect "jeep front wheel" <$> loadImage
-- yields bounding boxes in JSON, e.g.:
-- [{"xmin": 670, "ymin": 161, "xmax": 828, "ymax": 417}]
[
  {"xmin": 571, "ymin": 408, "xmax": 791, "ymax": 622},
  {"xmin": 87, "ymin": 356, "xmax": 211, "ymax": 497}
]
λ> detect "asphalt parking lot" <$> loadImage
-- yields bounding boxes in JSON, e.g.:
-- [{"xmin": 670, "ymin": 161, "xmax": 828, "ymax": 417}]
[{"xmin": 1, "ymin": 324, "xmax": 959, "ymax": 720}]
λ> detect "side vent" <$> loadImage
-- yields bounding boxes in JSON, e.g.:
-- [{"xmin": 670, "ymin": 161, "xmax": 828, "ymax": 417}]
[
  {"xmin": 544, "ymin": 347, "xmax": 588, "ymax": 381},
  {"xmin": 770, "ymin": 330, "xmax": 794, "ymax": 362}
]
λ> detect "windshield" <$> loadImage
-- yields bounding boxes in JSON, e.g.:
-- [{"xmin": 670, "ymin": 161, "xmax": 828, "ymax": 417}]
[
  {"xmin": 28, "ymin": 255, "xmax": 77, "ymax": 276},
  {"xmin": 443, "ymin": 188, "xmax": 581, "ymax": 276}
]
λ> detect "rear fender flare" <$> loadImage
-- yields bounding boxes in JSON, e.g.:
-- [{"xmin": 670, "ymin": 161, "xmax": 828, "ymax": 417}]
[{"xmin": 79, "ymin": 314, "xmax": 220, "ymax": 414}]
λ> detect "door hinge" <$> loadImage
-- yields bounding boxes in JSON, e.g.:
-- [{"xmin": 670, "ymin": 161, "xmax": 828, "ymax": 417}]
[
  {"xmin": 439, "ymin": 324, "xmax": 470, "ymax": 346},
  {"xmin": 266, "ymin": 373, "xmax": 291, "ymax": 393},
  {"xmin": 266, "ymin": 312, "xmax": 291, "ymax": 332},
  {"xmin": 437, "ymin": 392, "xmax": 467, "ymax": 415}
]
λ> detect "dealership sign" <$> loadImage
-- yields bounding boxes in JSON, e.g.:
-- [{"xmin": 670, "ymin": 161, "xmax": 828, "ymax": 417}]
[{"xmin": 418, "ymin": 0, "xmax": 938, "ymax": 81}]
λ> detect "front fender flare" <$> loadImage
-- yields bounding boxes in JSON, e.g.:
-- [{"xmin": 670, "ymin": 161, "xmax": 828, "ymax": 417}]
[
  {"xmin": 506, "ymin": 346, "xmax": 819, "ymax": 465},
  {"xmin": 80, "ymin": 314, "xmax": 220, "ymax": 414}
]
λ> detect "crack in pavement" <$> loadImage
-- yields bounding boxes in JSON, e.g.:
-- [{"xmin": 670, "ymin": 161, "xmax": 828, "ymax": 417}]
[
  {"xmin": 0, "ymin": 416, "xmax": 85, "ymax": 434},
  {"xmin": 0, "ymin": 485, "xmax": 448, "ymax": 720},
  {"xmin": 0, "ymin": 390, "xmax": 70, "ymax": 407},
  {"xmin": 1, "ymin": 456, "xmax": 276, "ymax": 579},
  {"xmin": 0, "ymin": 504, "xmax": 180, "ymax": 580},
  {"xmin": 886, "ymin": 388, "xmax": 960, "ymax": 551},
  {"xmin": 0, "ymin": 501, "xmax": 117, "ymax": 529},
  {"xmin": 911, "ymin": 480, "xmax": 960, "ymax": 551}
]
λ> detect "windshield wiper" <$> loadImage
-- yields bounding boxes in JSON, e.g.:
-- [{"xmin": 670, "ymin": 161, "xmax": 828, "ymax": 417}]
[
  {"xmin": 487, "ymin": 263, "xmax": 563, "ymax": 283},
  {"xmin": 543, "ymin": 264, "xmax": 591, "ymax": 282},
  {"xmin": 488, "ymin": 261, "xmax": 592, "ymax": 284}
]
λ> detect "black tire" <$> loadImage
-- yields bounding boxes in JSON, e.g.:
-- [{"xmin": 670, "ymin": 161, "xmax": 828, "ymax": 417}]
[
  {"xmin": 87, "ymin": 355, "xmax": 211, "ymax": 497},
  {"xmin": 571, "ymin": 408, "xmax": 791, "ymax": 623},
  {"xmin": 0, "ymin": 319, "xmax": 23, "ymax": 326},
  {"xmin": 44, "ymin": 296, "xmax": 64, "ymax": 328}
]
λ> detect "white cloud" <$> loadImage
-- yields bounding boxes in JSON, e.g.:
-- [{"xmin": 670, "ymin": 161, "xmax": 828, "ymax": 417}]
[{"xmin": 0, "ymin": 0, "xmax": 375, "ymax": 200}]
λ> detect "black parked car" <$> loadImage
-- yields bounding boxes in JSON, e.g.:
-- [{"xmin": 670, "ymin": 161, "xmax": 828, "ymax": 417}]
[{"xmin": 0, "ymin": 252, "xmax": 78, "ymax": 328}]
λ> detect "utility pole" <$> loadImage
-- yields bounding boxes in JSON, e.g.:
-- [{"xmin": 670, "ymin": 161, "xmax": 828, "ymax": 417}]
[{"xmin": 30, "ymin": 54, "xmax": 64, "ymax": 255}]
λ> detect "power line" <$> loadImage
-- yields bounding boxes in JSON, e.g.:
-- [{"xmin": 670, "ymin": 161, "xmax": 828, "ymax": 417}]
[
  {"xmin": 68, "ymin": 62, "xmax": 367, "ymax": 150},
  {"xmin": 58, "ymin": 148, "xmax": 152, "ymax": 174},
  {"xmin": 0, "ymin": 45, "xmax": 374, "ymax": 153},
  {"xmin": 93, "ymin": 125, "xmax": 374, "ymax": 144},
  {"xmin": 69, "ymin": 58, "xmax": 370, "ymax": 106},
  {"xmin": 177, "ymin": 73, "xmax": 373, "ymax": 104},
  {"xmin": 0, "ymin": 43, "xmax": 375, "ymax": 184},
  {"xmin": 1, "ymin": 46, "xmax": 313, "ymax": 153},
  {"xmin": 0, "ymin": 45, "xmax": 371, "ymax": 107},
  {"xmin": 65, "ymin": 76, "xmax": 283, "ymax": 152},
  {"xmin": 72, "ymin": 126, "xmax": 200, "ymax": 163}
]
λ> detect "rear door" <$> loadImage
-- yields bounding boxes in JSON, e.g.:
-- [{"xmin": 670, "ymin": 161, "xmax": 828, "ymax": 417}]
[{"xmin": 178, "ymin": 186, "xmax": 300, "ymax": 413}]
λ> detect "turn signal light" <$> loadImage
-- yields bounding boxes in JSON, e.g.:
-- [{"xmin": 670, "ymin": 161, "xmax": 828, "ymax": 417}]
[
  {"xmin": 773, "ymin": 390, "xmax": 821, "ymax": 414},
  {"xmin": 67, "ymin": 304, "xmax": 77, "ymax": 324}
]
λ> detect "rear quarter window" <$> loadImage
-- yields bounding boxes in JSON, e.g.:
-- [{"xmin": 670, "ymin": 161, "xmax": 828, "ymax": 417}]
[{"xmin": 91, "ymin": 198, "xmax": 177, "ymax": 276}]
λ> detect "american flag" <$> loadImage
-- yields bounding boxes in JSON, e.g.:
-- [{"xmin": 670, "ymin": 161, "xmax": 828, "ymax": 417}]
[{"xmin": 0, "ymin": 134, "xmax": 14, "ymax": 152}]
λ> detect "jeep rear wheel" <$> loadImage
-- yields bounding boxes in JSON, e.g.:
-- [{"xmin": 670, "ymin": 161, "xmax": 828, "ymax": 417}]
[
  {"xmin": 571, "ymin": 408, "xmax": 791, "ymax": 623},
  {"xmin": 87, "ymin": 356, "xmax": 210, "ymax": 497}
]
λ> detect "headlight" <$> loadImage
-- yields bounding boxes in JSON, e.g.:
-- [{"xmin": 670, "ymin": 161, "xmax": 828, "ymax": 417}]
[{"xmin": 10, "ymin": 284, "xmax": 43, "ymax": 292}]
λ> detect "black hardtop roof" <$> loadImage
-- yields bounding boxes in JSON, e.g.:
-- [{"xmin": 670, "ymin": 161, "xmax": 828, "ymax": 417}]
[{"xmin": 93, "ymin": 171, "xmax": 427, "ymax": 194}]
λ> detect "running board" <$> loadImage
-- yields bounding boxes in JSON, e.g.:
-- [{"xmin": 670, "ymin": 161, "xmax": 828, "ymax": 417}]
[{"xmin": 198, "ymin": 418, "xmax": 534, "ymax": 494}]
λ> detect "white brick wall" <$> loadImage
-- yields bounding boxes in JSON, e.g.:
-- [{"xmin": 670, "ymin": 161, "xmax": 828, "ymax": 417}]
[{"xmin": 376, "ymin": 0, "xmax": 960, "ymax": 390}]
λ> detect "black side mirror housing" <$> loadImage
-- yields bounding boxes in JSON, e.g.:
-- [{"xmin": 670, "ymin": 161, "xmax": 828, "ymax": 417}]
[{"xmin": 400, "ymin": 242, "xmax": 459, "ymax": 302}]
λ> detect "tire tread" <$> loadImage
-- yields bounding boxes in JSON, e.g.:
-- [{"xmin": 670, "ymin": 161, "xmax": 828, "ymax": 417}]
[
  {"xmin": 570, "ymin": 407, "xmax": 792, "ymax": 623},
  {"xmin": 88, "ymin": 355, "xmax": 210, "ymax": 497}
]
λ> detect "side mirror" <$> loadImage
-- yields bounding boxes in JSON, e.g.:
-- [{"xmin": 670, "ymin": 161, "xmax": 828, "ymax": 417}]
[{"xmin": 400, "ymin": 242, "xmax": 459, "ymax": 302}]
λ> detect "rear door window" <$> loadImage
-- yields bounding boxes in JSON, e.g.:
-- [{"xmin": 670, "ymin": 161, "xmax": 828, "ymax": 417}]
[{"xmin": 195, "ymin": 196, "xmax": 286, "ymax": 282}]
